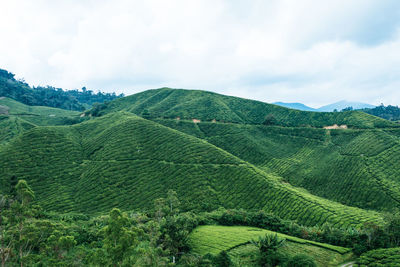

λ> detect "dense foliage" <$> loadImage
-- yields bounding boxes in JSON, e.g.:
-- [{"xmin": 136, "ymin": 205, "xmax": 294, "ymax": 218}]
[
  {"xmin": 362, "ymin": 104, "xmax": 400, "ymax": 122},
  {"xmin": 356, "ymin": 247, "xmax": 400, "ymax": 266},
  {"xmin": 0, "ymin": 68, "xmax": 123, "ymax": 111}
]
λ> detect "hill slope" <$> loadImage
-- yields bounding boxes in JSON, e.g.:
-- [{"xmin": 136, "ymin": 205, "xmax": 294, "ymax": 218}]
[
  {"xmin": 0, "ymin": 97, "xmax": 83, "ymax": 126},
  {"xmin": 87, "ymin": 88, "xmax": 395, "ymax": 129},
  {"xmin": 0, "ymin": 112, "xmax": 382, "ymax": 227},
  {"xmin": 155, "ymin": 119, "xmax": 400, "ymax": 212}
]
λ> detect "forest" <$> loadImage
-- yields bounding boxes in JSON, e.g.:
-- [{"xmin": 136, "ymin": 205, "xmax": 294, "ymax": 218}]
[{"xmin": 0, "ymin": 69, "xmax": 123, "ymax": 111}]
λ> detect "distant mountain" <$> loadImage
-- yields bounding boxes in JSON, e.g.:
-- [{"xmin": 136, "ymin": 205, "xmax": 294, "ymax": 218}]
[
  {"xmin": 273, "ymin": 102, "xmax": 317, "ymax": 111},
  {"xmin": 317, "ymin": 100, "xmax": 375, "ymax": 112}
]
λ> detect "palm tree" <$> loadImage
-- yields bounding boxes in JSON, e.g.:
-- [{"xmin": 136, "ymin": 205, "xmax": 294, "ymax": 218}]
[{"xmin": 250, "ymin": 233, "xmax": 286, "ymax": 253}]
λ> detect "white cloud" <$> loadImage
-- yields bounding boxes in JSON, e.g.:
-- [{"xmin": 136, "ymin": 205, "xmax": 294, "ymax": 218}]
[{"xmin": 0, "ymin": 0, "xmax": 400, "ymax": 106}]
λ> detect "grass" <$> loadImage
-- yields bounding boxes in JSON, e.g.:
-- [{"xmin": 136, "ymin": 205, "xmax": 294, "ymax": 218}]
[
  {"xmin": 188, "ymin": 225, "xmax": 353, "ymax": 267},
  {"xmin": 0, "ymin": 112, "xmax": 382, "ymax": 227}
]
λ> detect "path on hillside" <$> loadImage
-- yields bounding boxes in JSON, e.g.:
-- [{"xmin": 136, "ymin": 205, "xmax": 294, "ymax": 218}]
[{"xmin": 340, "ymin": 261, "xmax": 355, "ymax": 267}]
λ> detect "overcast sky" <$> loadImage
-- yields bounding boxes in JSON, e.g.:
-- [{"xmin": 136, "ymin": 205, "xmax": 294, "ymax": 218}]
[{"xmin": 1, "ymin": 0, "xmax": 400, "ymax": 107}]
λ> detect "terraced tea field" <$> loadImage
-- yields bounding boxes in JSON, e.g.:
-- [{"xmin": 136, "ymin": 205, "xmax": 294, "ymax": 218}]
[
  {"xmin": 0, "ymin": 112, "xmax": 382, "ymax": 227},
  {"xmin": 156, "ymin": 119, "xmax": 400, "ymax": 212},
  {"xmin": 189, "ymin": 225, "xmax": 353, "ymax": 267}
]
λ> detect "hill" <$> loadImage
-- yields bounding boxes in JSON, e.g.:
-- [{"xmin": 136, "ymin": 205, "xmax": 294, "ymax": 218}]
[
  {"xmin": 0, "ymin": 97, "xmax": 84, "ymax": 126},
  {"xmin": 273, "ymin": 102, "xmax": 317, "ymax": 111},
  {"xmin": 86, "ymin": 88, "xmax": 395, "ymax": 129},
  {"xmin": 317, "ymin": 100, "xmax": 375, "ymax": 112},
  {"xmin": 155, "ymin": 119, "xmax": 400, "ymax": 212},
  {"xmin": 0, "ymin": 112, "xmax": 382, "ymax": 227}
]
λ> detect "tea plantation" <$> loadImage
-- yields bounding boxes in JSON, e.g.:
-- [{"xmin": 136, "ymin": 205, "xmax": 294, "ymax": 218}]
[
  {"xmin": 1, "ymin": 88, "xmax": 400, "ymax": 266},
  {"xmin": 189, "ymin": 225, "xmax": 353, "ymax": 267}
]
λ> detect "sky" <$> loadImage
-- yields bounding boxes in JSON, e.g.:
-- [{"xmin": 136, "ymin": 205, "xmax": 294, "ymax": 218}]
[{"xmin": 1, "ymin": 0, "xmax": 400, "ymax": 107}]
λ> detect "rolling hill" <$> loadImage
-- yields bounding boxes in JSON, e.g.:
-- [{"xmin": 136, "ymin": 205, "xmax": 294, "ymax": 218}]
[
  {"xmin": 0, "ymin": 97, "xmax": 83, "ymax": 126},
  {"xmin": 0, "ymin": 111, "xmax": 383, "ymax": 227},
  {"xmin": 87, "ymin": 88, "xmax": 395, "ymax": 129},
  {"xmin": 155, "ymin": 119, "xmax": 400, "ymax": 212},
  {"xmin": 82, "ymin": 87, "xmax": 400, "ymax": 212}
]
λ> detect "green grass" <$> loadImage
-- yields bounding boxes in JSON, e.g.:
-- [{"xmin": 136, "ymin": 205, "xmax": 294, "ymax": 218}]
[
  {"xmin": 0, "ymin": 112, "xmax": 382, "ymax": 227},
  {"xmin": 356, "ymin": 247, "xmax": 400, "ymax": 266},
  {"xmin": 189, "ymin": 225, "xmax": 353, "ymax": 267}
]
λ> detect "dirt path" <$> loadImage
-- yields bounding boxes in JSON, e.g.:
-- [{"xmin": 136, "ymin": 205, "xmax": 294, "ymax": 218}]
[{"xmin": 340, "ymin": 261, "xmax": 355, "ymax": 267}]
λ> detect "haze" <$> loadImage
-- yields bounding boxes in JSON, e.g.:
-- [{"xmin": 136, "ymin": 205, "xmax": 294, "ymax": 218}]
[{"xmin": 1, "ymin": 0, "xmax": 400, "ymax": 107}]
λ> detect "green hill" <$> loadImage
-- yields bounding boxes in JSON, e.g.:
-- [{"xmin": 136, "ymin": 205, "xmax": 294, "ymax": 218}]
[
  {"xmin": 87, "ymin": 88, "xmax": 396, "ymax": 128},
  {"xmin": 0, "ymin": 97, "xmax": 84, "ymax": 126},
  {"xmin": 155, "ymin": 119, "xmax": 400, "ymax": 212},
  {"xmin": 0, "ymin": 112, "xmax": 382, "ymax": 227}
]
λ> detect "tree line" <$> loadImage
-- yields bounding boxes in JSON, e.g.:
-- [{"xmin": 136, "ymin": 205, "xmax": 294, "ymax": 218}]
[{"xmin": 0, "ymin": 69, "xmax": 123, "ymax": 111}]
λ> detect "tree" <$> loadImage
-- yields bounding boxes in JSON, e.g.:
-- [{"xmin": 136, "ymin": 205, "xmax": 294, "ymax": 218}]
[
  {"xmin": 214, "ymin": 251, "xmax": 232, "ymax": 267},
  {"xmin": 341, "ymin": 106, "xmax": 353, "ymax": 112},
  {"xmin": 0, "ymin": 195, "xmax": 11, "ymax": 267},
  {"xmin": 263, "ymin": 114, "xmax": 277, "ymax": 126},
  {"xmin": 285, "ymin": 254, "xmax": 316, "ymax": 267},
  {"xmin": 10, "ymin": 180, "xmax": 35, "ymax": 267},
  {"xmin": 166, "ymin": 190, "xmax": 180, "ymax": 215},
  {"xmin": 385, "ymin": 212, "xmax": 400, "ymax": 246},
  {"xmin": 251, "ymin": 234, "xmax": 286, "ymax": 267},
  {"xmin": 99, "ymin": 208, "xmax": 141, "ymax": 266}
]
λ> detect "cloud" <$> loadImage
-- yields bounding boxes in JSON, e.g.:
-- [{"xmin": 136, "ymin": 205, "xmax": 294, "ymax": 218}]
[{"xmin": 0, "ymin": 0, "xmax": 400, "ymax": 106}]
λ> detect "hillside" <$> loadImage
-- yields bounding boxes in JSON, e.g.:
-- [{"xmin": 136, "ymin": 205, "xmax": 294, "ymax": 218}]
[
  {"xmin": 155, "ymin": 119, "xmax": 400, "ymax": 212},
  {"xmin": 0, "ymin": 97, "xmax": 83, "ymax": 126},
  {"xmin": 87, "ymin": 88, "xmax": 396, "ymax": 129},
  {"xmin": 0, "ymin": 112, "xmax": 383, "ymax": 227}
]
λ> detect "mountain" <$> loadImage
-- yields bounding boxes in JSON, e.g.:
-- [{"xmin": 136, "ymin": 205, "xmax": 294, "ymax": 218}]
[
  {"xmin": 317, "ymin": 100, "xmax": 375, "ymax": 112},
  {"xmin": 273, "ymin": 102, "xmax": 317, "ymax": 111}
]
